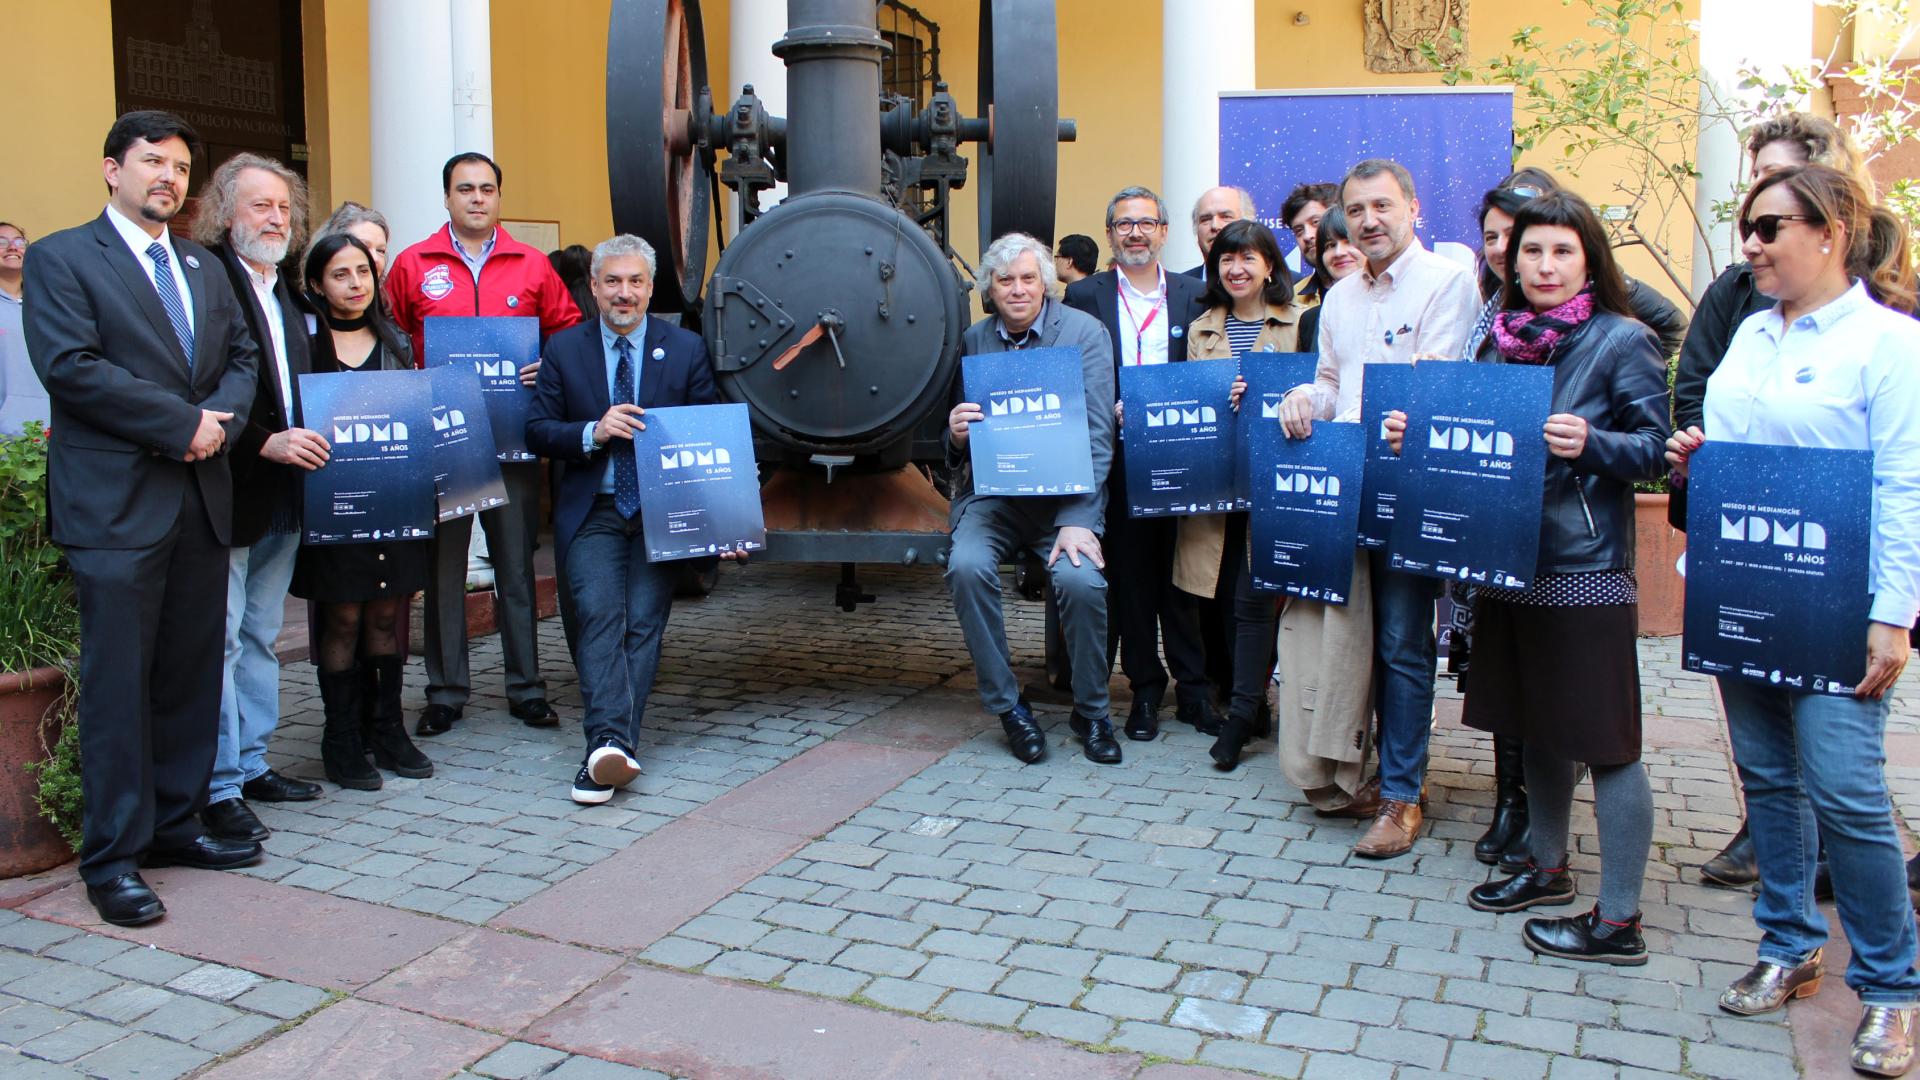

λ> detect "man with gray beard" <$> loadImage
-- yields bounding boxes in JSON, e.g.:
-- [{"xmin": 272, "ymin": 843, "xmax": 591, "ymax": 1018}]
[{"xmin": 192, "ymin": 153, "xmax": 330, "ymax": 841}]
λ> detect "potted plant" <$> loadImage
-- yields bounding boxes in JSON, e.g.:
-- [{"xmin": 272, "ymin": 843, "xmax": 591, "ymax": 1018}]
[{"xmin": 0, "ymin": 423, "xmax": 81, "ymax": 875}]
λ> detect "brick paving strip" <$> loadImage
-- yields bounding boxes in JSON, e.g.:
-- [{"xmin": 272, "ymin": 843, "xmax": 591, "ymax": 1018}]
[{"xmin": 1, "ymin": 564, "xmax": 1916, "ymax": 1077}]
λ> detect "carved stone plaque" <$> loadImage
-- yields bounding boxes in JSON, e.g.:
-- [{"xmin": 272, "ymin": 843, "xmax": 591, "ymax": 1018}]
[{"xmin": 1364, "ymin": 0, "xmax": 1469, "ymax": 73}]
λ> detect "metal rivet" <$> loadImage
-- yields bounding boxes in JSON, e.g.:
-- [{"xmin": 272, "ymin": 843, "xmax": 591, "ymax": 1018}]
[
  {"xmin": 864, "ymin": 246, "xmax": 874, "ymax": 255},
  {"xmin": 758, "ymin": 338, "xmax": 769, "ymax": 348},
  {"xmin": 747, "ymin": 319, "xmax": 758, "ymax": 328},
  {"xmin": 869, "ymin": 385, "xmax": 880, "ymax": 394},
  {"xmin": 906, "ymin": 314, "xmax": 917, "ymax": 324},
  {"xmin": 789, "ymin": 389, "xmax": 800, "ymax": 398}
]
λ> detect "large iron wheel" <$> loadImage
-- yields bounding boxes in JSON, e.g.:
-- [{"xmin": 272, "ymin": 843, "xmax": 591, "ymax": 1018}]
[{"xmin": 607, "ymin": 0, "xmax": 714, "ymax": 312}]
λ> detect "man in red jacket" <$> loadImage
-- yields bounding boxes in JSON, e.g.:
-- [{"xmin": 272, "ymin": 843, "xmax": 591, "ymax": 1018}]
[{"xmin": 386, "ymin": 152, "xmax": 581, "ymax": 737}]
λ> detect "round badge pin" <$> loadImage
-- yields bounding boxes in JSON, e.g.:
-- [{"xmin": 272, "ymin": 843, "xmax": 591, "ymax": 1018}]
[
  {"xmin": 1795, "ymin": 367, "xmax": 1816, "ymax": 383},
  {"xmin": 652, "ymin": 347, "xmax": 666, "ymax": 361},
  {"xmin": 506, "ymin": 295, "xmax": 519, "ymax": 308},
  {"xmin": 1170, "ymin": 325, "xmax": 1184, "ymax": 338}
]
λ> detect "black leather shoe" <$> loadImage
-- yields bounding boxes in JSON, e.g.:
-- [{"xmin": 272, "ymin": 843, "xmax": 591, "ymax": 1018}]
[
  {"xmin": 1175, "ymin": 689, "xmax": 1223, "ymax": 737},
  {"xmin": 142, "ymin": 834, "xmax": 264, "ymax": 871},
  {"xmin": 240, "ymin": 769, "xmax": 322, "ymax": 803},
  {"xmin": 511, "ymin": 699, "xmax": 561, "ymax": 728},
  {"xmin": 86, "ymin": 872, "xmax": 164, "ymax": 927},
  {"xmin": 200, "ymin": 799, "xmax": 269, "ymax": 843},
  {"xmin": 1210, "ymin": 712, "xmax": 1252, "ymax": 771},
  {"xmin": 1498, "ymin": 838, "xmax": 1531, "ymax": 874},
  {"xmin": 1125, "ymin": 691, "xmax": 1162, "ymax": 742},
  {"xmin": 1523, "ymin": 907, "xmax": 1647, "ymax": 966},
  {"xmin": 415, "ymin": 703, "xmax": 462, "ymax": 737},
  {"xmin": 1468, "ymin": 866, "xmax": 1577, "ymax": 913},
  {"xmin": 1080, "ymin": 716, "xmax": 1123, "ymax": 764},
  {"xmin": 1702, "ymin": 822, "xmax": 1757, "ymax": 888},
  {"xmin": 1000, "ymin": 700, "xmax": 1047, "ymax": 764}
]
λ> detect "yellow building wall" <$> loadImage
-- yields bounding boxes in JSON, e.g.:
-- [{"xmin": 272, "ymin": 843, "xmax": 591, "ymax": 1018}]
[{"xmin": 0, "ymin": 1, "xmax": 118, "ymax": 239}]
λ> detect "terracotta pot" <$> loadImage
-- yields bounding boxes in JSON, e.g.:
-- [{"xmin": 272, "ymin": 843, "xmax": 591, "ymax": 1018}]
[
  {"xmin": 0, "ymin": 667, "xmax": 73, "ymax": 878},
  {"xmin": 1635, "ymin": 493, "xmax": 1686, "ymax": 637}
]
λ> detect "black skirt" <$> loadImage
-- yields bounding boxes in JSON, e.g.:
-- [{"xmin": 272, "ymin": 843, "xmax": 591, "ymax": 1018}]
[
  {"xmin": 1461, "ymin": 595, "xmax": 1643, "ymax": 766},
  {"xmin": 291, "ymin": 538, "xmax": 430, "ymax": 602}
]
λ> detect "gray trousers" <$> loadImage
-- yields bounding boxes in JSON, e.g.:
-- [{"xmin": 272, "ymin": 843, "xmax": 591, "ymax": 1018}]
[
  {"xmin": 423, "ymin": 461, "xmax": 546, "ymax": 709},
  {"xmin": 946, "ymin": 496, "xmax": 1109, "ymax": 719}
]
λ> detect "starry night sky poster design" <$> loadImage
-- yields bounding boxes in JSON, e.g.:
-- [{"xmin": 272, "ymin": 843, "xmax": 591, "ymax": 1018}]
[
  {"xmin": 962, "ymin": 348, "xmax": 1096, "ymax": 497},
  {"xmin": 298, "ymin": 369, "xmax": 437, "ymax": 545},
  {"xmin": 630, "ymin": 403, "xmax": 766, "ymax": 562},
  {"xmin": 423, "ymin": 316, "xmax": 541, "ymax": 461},
  {"xmin": 1232, "ymin": 352, "xmax": 1318, "ymax": 511},
  {"xmin": 1358, "ymin": 363, "xmax": 1413, "ymax": 549},
  {"xmin": 1119, "ymin": 358, "xmax": 1238, "ymax": 517},
  {"xmin": 1247, "ymin": 418, "xmax": 1365, "ymax": 603},
  {"xmin": 426, "ymin": 363, "xmax": 510, "ymax": 523},
  {"xmin": 1683, "ymin": 442, "xmax": 1872, "ymax": 693}
]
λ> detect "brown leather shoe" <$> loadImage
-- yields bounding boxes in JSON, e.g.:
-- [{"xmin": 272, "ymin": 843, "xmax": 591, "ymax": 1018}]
[
  {"xmin": 1315, "ymin": 777, "xmax": 1381, "ymax": 820},
  {"xmin": 1353, "ymin": 799, "xmax": 1423, "ymax": 859}
]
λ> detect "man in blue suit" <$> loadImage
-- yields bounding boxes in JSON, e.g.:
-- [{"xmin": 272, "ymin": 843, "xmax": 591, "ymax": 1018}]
[{"xmin": 526, "ymin": 234, "xmax": 737, "ymax": 805}]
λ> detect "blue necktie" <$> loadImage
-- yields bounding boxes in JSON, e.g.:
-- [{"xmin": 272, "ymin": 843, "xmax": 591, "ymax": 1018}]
[
  {"xmin": 145, "ymin": 242, "xmax": 194, "ymax": 369},
  {"xmin": 612, "ymin": 336, "xmax": 641, "ymax": 519}
]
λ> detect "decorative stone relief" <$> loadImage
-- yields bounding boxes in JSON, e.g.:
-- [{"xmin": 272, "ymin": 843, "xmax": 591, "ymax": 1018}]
[{"xmin": 1363, "ymin": 0, "xmax": 1469, "ymax": 73}]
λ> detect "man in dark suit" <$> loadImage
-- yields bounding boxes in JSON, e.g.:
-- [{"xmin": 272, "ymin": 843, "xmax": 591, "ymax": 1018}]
[
  {"xmin": 24, "ymin": 111, "xmax": 266, "ymax": 927},
  {"xmin": 192, "ymin": 152, "xmax": 330, "ymax": 845},
  {"xmin": 1063, "ymin": 186, "xmax": 1216, "ymax": 743},
  {"xmin": 1182, "ymin": 186, "xmax": 1257, "ymax": 280},
  {"xmin": 525, "ymin": 234, "xmax": 739, "ymax": 806}
]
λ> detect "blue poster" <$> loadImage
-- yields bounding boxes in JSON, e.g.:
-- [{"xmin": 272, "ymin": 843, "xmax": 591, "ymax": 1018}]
[
  {"xmin": 1119, "ymin": 359, "xmax": 1237, "ymax": 516},
  {"xmin": 298, "ymin": 369, "xmax": 436, "ymax": 545},
  {"xmin": 962, "ymin": 348, "xmax": 1095, "ymax": 497},
  {"xmin": 1683, "ymin": 442, "xmax": 1873, "ymax": 693},
  {"xmin": 1233, "ymin": 352, "xmax": 1318, "ymax": 510},
  {"xmin": 1389, "ymin": 361, "xmax": 1552, "ymax": 588},
  {"xmin": 426, "ymin": 363, "xmax": 510, "ymax": 523},
  {"xmin": 423, "ymin": 316, "xmax": 540, "ymax": 462},
  {"xmin": 1219, "ymin": 89, "xmax": 1513, "ymax": 272},
  {"xmin": 631, "ymin": 403, "xmax": 767, "ymax": 562},
  {"xmin": 1358, "ymin": 363, "xmax": 1414, "ymax": 549},
  {"xmin": 1248, "ymin": 420, "xmax": 1365, "ymax": 603}
]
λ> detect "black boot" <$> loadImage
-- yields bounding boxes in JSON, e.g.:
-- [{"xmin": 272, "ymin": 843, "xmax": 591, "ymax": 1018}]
[
  {"xmin": 1210, "ymin": 711, "xmax": 1251, "ymax": 771},
  {"xmin": 363, "ymin": 656, "xmax": 433, "ymax": 779},
  {"xmin": 1125, "ymin": 689, "xmax": 1162, "ymax": 742},
  {"xmin": 1702, "ymin": 822, "xmax": 1758, "ymax": 888},
  {"xmin": 1475, "ymin": 736, "xmax": 1529, "ymax": 865},
  {"xmin": 1176, "ymin": 685, "xmax": 1222, "ymax": 736},
  {"xmin": 318, "ymin": 667, "xmax": 382, "ymax": 791}
]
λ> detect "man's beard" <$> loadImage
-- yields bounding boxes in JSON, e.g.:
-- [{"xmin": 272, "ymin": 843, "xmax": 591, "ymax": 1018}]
[
  {"xmin": 232, "ymin": 222, "xmax": 290, "ymax": 268},
  {"xmin": 1115, "ymin": 245, "xmax": 1158, "ymax": 269},
  {"xmin": 605, "ymin": 307, "xmax": 643, "ymax": 329},
  {"xmin": 138, "ymin": 194, "xmax": 179, "ymax": 224}
]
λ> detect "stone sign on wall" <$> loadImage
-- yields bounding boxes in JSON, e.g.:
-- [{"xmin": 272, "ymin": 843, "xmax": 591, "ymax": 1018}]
[{"xmin": 1364, "ymin": 0, "xmax": 1470, "ymax": 74}]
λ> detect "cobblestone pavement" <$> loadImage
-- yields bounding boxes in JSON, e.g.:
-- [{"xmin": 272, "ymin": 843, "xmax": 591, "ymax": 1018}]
[{"xmin": 1, "ymin": 561, "xmax": 1915, "ymax": 1079}]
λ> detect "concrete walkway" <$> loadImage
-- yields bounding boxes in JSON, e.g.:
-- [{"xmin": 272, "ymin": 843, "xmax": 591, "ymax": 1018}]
[{"xmin": 2, "ymin": 562, "xmax": 1916, "ymax": 1079}]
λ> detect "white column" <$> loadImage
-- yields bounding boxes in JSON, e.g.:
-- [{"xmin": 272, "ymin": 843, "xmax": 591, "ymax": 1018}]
[
  {"xmin": 729, "ymin": 0, "xmax": 789, "ymax": 226},
  {"xmin": 449, "ymin": 0, "xmax": 495, "ymax": 158},
  {"xmin": 1161, "ymin": 0, "xmax": 1255, "ymax": 272},
  {"xmin": 1692, "ymin": 0, "xmax": 1811, "ymax": 295},
  {"xmin": 370, "ymin": 0, "xmax": 457, "ymax": 251}
]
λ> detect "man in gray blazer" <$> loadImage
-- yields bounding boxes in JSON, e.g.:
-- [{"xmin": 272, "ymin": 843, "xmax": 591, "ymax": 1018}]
[
  {"xmin": 24, "ymin": 111, "xmax": 265, "ymax": 927},
  {"xmin": 945, "ymin": 233, "xmax": 1119, "ymax": 766}
]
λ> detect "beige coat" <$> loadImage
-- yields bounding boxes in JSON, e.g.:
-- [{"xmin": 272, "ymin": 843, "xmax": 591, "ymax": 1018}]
[
  {"xmin": 1171, "ymin": 301, "xmax": 1304, "ymax": 598},
  {"xmin": 1276, "ymin": 551, "xmax": 1377, "ymax": 810}
]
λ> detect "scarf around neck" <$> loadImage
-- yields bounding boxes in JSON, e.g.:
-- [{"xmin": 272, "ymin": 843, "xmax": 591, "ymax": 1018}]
[{"xmin": 1491, "ymin": 286, "xmax": 1595, "ymax": 363}]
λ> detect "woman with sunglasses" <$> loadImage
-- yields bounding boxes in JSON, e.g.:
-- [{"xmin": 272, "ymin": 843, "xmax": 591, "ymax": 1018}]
[
  {"xmin": 1667, "ymin": 164, "xmax": 1920, "ymax": 1078},
  {"xmin": 1391, "ymin": 191, "xmax": 1668, "ymax": 964}
]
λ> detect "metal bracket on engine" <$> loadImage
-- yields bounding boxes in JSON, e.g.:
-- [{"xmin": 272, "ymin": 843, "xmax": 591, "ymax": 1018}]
[{"xmin": 708, "ymin": 274, "xmax": 797, "ymax": 373}]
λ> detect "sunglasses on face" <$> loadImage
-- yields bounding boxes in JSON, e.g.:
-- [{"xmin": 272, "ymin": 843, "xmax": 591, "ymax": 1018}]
[{"xmin": 1739, "ymin": 213, "xmax": 1817, "ymax": 244}]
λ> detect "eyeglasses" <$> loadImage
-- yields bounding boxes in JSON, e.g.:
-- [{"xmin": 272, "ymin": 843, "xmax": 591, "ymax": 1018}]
[
  {"xmin": 0, "ymin": 238, "xmax": 23, "ymax": 251},
  {"xmin": 1110, "ymin": 218, "xmax": 1165, "ymax": 234},
  {"xmin": 1739, "ymin": 213, "xmax": 1817, "ymax": 244}
]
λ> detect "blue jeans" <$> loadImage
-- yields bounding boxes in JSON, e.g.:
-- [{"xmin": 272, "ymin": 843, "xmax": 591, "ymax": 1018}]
[
  {"xmin": 1368, "ymin": 550, "xmax": 1439, "ymax": 805},
  {"xmin": 212, "ymin": 528, "xmax": 301, "ymax": 805},
  {"xmin": 1720, "ymin": 676, "xmax": 1920, "ymax": 1005},
  {"xmin": 569, "ymin": 498, "xmax": 679, "ymax": 752}
]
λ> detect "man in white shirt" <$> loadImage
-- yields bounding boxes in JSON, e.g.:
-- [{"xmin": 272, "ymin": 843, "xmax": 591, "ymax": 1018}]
[
  {"xmin": 1278, "ymin": 158, "xmax": 1480, "ymax": 859},
  {"xmin": 191, "ymin": 153, "xmax": 335, "ymax": 843}
]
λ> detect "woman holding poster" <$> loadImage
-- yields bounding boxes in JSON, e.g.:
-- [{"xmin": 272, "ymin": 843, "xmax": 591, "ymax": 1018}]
[
  {"xmin": 1174, "ymin": 220, "xmax": 1301, "ymax": 770},
  {"xmin": 1410, "ymin": 191, "xmax": 1669, "ymax": 966},
  {"xmin": 292, "ymin": 233, "xmax": 434, "ymax": 792},
  {"xmin": 1667, "ymin": 165, "xmax": 1920, "ymax": 1078}
]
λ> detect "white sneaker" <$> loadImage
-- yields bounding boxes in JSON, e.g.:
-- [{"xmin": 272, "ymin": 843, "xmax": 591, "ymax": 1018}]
[
  {"xmin": 570, "ymin": 764, "xmax": 613, "ymax": 805},
  {"xmin": 586, "ymin": 738, "xmax": 642, "ymax": 788}
]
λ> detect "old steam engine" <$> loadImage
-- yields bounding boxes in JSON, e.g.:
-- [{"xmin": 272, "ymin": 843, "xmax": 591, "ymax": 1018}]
[{"xmin": 607, "ymin": 0, "xmax": 1075, "ymax": 607}]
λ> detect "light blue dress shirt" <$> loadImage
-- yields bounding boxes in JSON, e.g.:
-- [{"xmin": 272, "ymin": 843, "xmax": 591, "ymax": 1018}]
[
  {"xmin": 1705, "ymin": 280, "xmax": 1920, "ymax": 628},
  {"xmin": 455, "ymin": 228, "xmax": 498, "ymax": 283},
  {"xmin": 583, "ymin": 317, "xmax": 649, "ymax": 493}
]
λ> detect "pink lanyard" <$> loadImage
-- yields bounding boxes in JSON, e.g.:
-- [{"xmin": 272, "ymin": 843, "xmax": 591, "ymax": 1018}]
[{"xmin": 1117, "ymin": 268, "xmax": 1166, "ymax": 364}]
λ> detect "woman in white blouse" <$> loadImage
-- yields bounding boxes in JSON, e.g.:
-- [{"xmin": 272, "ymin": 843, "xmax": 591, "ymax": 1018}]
[{"xmin": 1668, "ymin": 163, "xmax": 1920, "ymax": 1078}]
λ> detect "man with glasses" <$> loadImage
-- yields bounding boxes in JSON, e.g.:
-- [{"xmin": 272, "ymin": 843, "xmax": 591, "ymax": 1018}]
[
  {"xmin": 0, "ymin": 222, "xmax": 47, "ymax": 434},
  {"xmin": 1182, "ymin": 186, "xmax": 1257, "ymax": 281},
  {"xmin": 1276, "ymin": 158, "xmax": 1480, "ymax": 860},
  {"xmin": 1064, "ymin": 186, "xmax": 1215, "ymax": 743}
]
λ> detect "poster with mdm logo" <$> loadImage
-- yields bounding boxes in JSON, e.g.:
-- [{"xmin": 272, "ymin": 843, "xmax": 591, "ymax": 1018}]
[
  {"xmin": 1389, "ymin": 362, "xmax": 1551, "ymax": 588},
  {"xmin": 1357, "ymin": 363, "xmax": 1413, "ymax": 549},
  {"xmin": 1232, "ymin": 352, "xmax": 1318, "ymax": 511},
  {"xmin": 423, "ymin": 316, "xmax": 540, "ymax": 461},
  {"xmin": 298, "ymin": 369, "xmax": 436, "ymax": 545},
  {"xmin": 962, "ymin": 348, "xmax": 1095, "ymax": 497},
  {"xmin": 1683, "ymin": 442, "xmax": 1872, "ymax": 693},
  {"xmin": 426, "ymin": 364, "xmax": 510, "ymax": 523},
  {"xmin": 631, "ymin": 403, "xmax": 766, "ymax": 562},
  {"xmin": 1248, "ymin": 419, "xmax": 1365, "ymax": 603},
  {"xmin": 1119, "ymin": 358, "xmax": 1237, "ymax": 516}
]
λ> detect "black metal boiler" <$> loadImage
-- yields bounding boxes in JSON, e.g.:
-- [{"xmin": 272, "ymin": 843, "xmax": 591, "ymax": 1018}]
[{"xmin": 607, "ymin": 0, "xmax": 1074, "ymax": 607}]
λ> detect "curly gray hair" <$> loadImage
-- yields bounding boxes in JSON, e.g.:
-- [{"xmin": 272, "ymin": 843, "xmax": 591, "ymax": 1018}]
[
  {"xmin": 190, "ymin": 152, "xmax": 308, "ymax": 251},
  {"xmin": 591, "ymin": 234, "xmax": 658, "ymax": 280},
  {"xmin": 976, "ymin": 233, "xmax": 1057, "ymax": 294}
]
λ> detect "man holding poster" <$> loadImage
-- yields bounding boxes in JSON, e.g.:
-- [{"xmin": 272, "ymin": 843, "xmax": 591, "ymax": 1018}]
[
  {"xmin": 526, "ymin": 235, "xmax": 735, "ymax": 806},
  {"xmin": 1276, "ymin": 159, "xmax": 1480, "ymax": 860},
  {"xmin": 946, "ymin": 233, "xmax": 1119, "ymax": 766}
]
